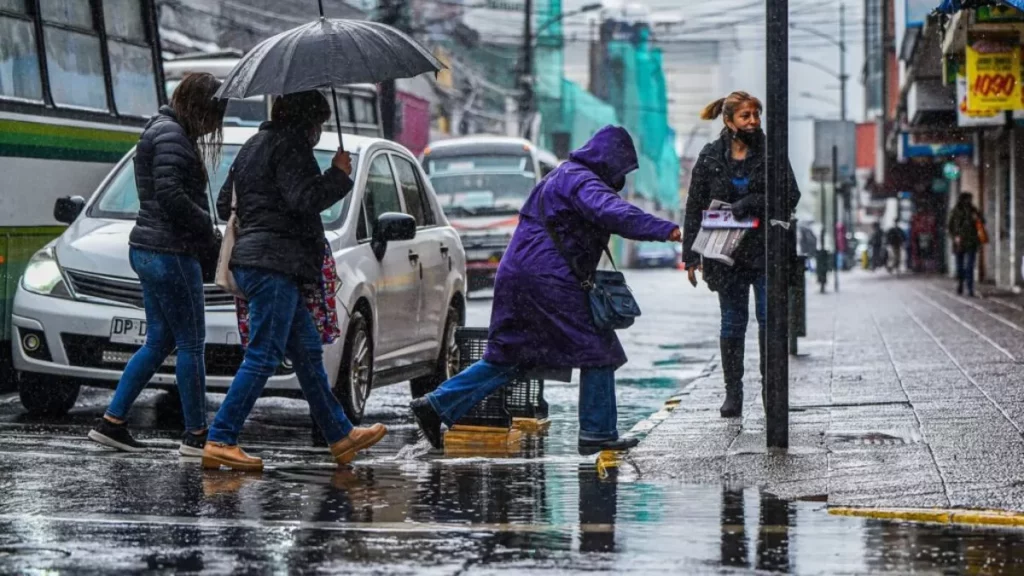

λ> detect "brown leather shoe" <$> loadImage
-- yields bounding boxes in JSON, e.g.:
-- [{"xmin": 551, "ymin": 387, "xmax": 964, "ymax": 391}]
[
  {"xmin": 201, "ymin": 442, "xmax": 263, "ymax": 472},
  {"xmin": 330, "ymin": 424, "xmax": 387, "ymax": 465}
]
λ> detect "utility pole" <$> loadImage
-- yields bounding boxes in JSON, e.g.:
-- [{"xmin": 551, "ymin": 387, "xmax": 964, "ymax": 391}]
[
  {"xmin": 518, "ymin": 0, "xmax": 534, "ymax": 138},
  {"xmin": 765, "ymin": 0, "xmax": 790, "ymax": 450},
  {"xmin": 832, "ymin": 145, "xmax": 840, "ymax": 292},
  {"xmin": 377, "ymin": 0, "xmax": 410, "ymax": 141},
  {"xmin": 840, "ymin": 2, "xmax": 847, "ymax": 122}
]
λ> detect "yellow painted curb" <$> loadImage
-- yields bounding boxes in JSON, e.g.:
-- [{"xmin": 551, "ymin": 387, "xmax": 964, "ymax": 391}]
[
  {"xmin": 830, "ymin": 507, "xmax": 1024, "ymax": 527},
  {"xmin": 595, "ymin": 451, "xmax": 621, "ymax": 479}
]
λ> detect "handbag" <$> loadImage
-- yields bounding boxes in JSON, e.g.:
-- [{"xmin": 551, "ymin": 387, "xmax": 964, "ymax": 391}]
[
  {"xmin": 975, "ymin": 216, "xmax": 989, "ymax": 245},
  {"xmin": 537, "ymin": 190, "xmax": 641, "ymax": 332},
  {"xmin": 215, "ymin": 183, "xmax": 244, "ymax": 297}
]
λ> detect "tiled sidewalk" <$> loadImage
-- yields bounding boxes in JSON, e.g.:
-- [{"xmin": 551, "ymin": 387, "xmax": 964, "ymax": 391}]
[{"xmin": 632, "ymin": 271, "xmax": 1024, "ymax": 512}]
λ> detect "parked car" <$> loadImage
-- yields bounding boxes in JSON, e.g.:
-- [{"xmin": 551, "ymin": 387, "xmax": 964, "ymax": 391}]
[
  {"xmin": 633, "ymin": 241, "xmax": 680, "ymax": 269},
  {"xmin": 12, "ymin": 128, "xmax": 466, "ymax": 423}
]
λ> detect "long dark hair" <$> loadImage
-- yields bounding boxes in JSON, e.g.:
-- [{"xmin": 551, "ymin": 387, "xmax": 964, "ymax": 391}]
[{"xmin": 170, "ymin": 72, "xmax": 226, "ymax": 173}]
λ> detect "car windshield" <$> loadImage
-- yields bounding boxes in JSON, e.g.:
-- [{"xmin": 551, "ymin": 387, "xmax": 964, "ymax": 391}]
[
  {"xmin": 430, "ymin": 172, "xmax": 536, "ymax": 216},
  {"xmin": 426, "ymin": 153, "xmax": 536, "ymax": 217},
  {"xmin": 89, "ymin": 145, "xmax": 355, "ymax": 226}
]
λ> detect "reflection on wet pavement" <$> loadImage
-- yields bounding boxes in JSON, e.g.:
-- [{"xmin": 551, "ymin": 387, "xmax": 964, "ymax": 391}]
[{"xmin": 3, "ymin": 271, "xmax": 1024, "ymax": 573}]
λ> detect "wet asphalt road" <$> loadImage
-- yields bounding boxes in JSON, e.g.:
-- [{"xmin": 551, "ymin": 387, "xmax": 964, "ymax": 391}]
[{"xmin": 3, "ymin": 269, "xmax": 1024, "ymax": 574}]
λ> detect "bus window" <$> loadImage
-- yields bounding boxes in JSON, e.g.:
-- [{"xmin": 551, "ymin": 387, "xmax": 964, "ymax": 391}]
[
  {"xmin": 104, "ymin": 0, "xmax": 157, "ymax": 116},
  {"xmin": 42, "ymin": 0, "xmax": 107, "ymax": 110},
  {"xmin": 0, "ymin": 2, "xmax": 43, "ymax": 101}
]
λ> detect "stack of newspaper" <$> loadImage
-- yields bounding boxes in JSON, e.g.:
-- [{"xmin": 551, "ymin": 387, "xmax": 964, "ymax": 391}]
[{"xmin": 691, "ymin": 200, "xmax": 759, "ymax": 266}]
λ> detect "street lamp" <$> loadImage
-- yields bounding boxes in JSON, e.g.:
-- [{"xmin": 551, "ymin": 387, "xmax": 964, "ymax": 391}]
[{"xmin": 798, "ymin": 91, "xmax": 840, "ymax": 109}]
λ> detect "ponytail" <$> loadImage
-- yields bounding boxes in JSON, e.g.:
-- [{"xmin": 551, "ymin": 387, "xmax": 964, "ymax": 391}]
[
  {"xmin": 700, "ymin": 98, "xmax": 726, "ymax": 121},
  {"xmin": 700, "ymin": 91, "xmax": 763, "ymax": 123}
]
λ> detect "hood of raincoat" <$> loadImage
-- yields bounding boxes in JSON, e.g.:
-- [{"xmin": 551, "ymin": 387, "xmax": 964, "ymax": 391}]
[{"xmin": 567, "ymin": 126, "xmax": 638, "ymax": 192}]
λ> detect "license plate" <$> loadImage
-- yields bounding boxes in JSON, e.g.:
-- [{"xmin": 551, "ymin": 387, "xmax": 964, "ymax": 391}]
[{"xmin": 110, "ymin": 317, "xmax": 147, "ymax": 345}]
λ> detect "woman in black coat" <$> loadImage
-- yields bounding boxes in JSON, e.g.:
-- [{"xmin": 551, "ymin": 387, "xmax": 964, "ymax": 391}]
[
  {"xmin": 203, "ymin": 91, "xmax": 387, "ymax": 471},
  {"xmin": 682, "ymin": 91, "xmax": 801, "ymax": 419},
  {"xmin": 90, "ymin": 73, "xmax": 226, "ymax": 455}
]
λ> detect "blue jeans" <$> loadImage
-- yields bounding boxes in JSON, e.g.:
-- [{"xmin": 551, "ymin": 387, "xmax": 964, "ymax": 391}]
[
  {"xmin": 718, "ymin": 274, "xmax": 767, "ymax": 340},
  {"xmin": 208, "ymin": 267, "xmax": 354, "ymax": 446},
  {"xmin": 426, "ymin": 360, "xmax": 619, "ymax": 442},
  {"xmin": 955, "ymin": 250, "xmax": 977, "ymax": 295},
  {"xmin": 106, "ymin": 248, "xmax": 207, "ymax": 432}
]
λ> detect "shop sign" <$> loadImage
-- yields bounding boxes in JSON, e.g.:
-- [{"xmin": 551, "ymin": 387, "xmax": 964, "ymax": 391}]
[
  {"xmin": 957, "ymin": 70, "xmax": 1006, "ymax": 127},
  {"xmin": 966, "ymin": 41, "xmax": 1023, "ymax": 112}
]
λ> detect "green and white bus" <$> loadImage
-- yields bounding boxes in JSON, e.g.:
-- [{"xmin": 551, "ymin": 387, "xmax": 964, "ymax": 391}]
[{"xmin": 0, "ymin": 0, "xmax": 165, "ymax": 377}]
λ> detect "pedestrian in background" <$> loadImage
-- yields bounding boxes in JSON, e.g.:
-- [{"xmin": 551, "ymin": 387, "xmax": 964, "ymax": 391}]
[
  {"xmin": 204, "ymin": 91, "xmax": 386, "ymax": 472},
  {"xmin": 89, "ymin": 73, "xmax": 226, "ymax": 455},
  {"xmin": 410, "ymin": 126, "xmax": 680, "ymax": 455},
  {"xmin": 948, "ymin": 193, "xmax": 984, "ymax": 297},
  {"xmin": 682, "ymin": 91, "xmax": 801, "ymax": 419}
]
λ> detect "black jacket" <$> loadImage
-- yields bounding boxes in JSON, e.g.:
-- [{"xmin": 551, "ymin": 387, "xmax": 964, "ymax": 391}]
[
  {"xmin": 948, "ymin": 203, "xmax": 982, "ymax": 253},
  {"xmin": 129, "ymin": 106, "xmax": 217, "ymax": 260},
  {"xmin": 217, "ymin": 122, "xmax": 353, "ymax": 283},
  {"xmin": 682, "ymin": 134, "xmax": 801, "ymax": 291}
]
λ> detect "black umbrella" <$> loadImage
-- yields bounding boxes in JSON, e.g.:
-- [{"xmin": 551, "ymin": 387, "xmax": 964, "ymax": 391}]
[{"xmin": 214, "ymin": 10, "xmax": 444, "ymax": 150}]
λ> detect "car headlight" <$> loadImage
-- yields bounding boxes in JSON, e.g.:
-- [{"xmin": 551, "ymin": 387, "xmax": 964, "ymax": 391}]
[{"xmin": 22, "ymin": 247, "xmax": 71, "ymax": 298}]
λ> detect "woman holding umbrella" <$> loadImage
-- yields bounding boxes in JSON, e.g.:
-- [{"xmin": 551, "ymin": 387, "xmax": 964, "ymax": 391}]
[{"xmin": 203, "ymin": 91, "xmax": 386, "ymax": 471}]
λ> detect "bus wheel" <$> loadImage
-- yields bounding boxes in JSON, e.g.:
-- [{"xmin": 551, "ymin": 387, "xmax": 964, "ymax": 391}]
[{"xmin": 18, "ymin": 373, "xmax": 80, "ymax": 417}]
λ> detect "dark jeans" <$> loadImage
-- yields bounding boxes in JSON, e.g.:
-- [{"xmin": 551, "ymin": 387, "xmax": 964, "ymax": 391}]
[
  {"xmin": 955, "ymin": 250, "xmax": 977, "ymax": 295},
  {"xmin": 718, "ymin": 274, "xmax": 767, "ymax": 340},
  {"xmin": 106, "ymin": 248, "xmax": 207, "ymax": 432},
  {"xmin": 426, "ymin": 360, "xmax": 619, "ymax": 442},
  {"xmin": 208, "ymin": 267, "xmax": 354, "ymax": 446}
]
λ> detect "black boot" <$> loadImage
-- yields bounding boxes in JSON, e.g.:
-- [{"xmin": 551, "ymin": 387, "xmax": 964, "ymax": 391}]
[{"xmin": 719, "ymin": 338, "xmax": 745, "ymax": 418}]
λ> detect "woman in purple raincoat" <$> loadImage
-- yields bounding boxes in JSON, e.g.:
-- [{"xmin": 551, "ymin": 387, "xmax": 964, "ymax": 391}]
[{"xmin": 411, "ymin": 126, "xmax": 680, "ymax": 455}]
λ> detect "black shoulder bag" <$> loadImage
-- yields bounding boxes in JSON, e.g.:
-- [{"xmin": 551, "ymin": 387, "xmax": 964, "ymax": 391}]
[{"xmin": 537, "ymin": 189, "xmax": 641, "ymax": 332}]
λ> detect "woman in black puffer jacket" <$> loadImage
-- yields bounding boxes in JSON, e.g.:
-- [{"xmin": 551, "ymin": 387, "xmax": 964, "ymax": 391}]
[
  {"xmin": 89, "ymin": 73, "xmax": 225, "ymax": 455},
  {"xmin": 682, "ymin": 91, "xmax": 801, "ymax": 420},
  {"xmin": 203, "ymin": 91, "xmax": 387, "ymax": 472}
]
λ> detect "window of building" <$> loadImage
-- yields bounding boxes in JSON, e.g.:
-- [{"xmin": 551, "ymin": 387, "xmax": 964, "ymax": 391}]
[{"xmin": 0, "ymin": 1, "xmax": 43, "ymax": 101}]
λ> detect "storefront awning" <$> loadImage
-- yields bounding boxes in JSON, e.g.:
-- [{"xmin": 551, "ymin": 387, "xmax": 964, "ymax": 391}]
[{"xmin": 937, "ymin": 0, "xmax": 1024, "ymax": 14}]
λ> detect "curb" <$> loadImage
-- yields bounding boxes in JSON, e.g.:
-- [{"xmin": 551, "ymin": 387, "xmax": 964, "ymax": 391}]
[{"xmin": 830, "ymin": 507, "xmax": 1024, "ymax": 528}]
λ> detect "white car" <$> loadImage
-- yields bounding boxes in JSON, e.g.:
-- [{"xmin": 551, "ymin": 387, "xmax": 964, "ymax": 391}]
[{"xmin": 12, "ymin": 128, "xmax": 467, "ymax": 423}]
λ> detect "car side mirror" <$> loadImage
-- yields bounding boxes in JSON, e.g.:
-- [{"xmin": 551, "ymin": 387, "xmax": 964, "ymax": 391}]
[
  {"xmin": 371, "ymin": 212, "xmax": 416, "ymax": 261},
  {"xmin": 54, "ymin": 196, "xmax": 86, "ymax": 225}
]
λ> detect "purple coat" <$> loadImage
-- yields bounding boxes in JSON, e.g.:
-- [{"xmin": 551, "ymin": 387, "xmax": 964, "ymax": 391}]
[{"xmin": 482, "ymin": 126, "xmax": 679, "ymax": 370}]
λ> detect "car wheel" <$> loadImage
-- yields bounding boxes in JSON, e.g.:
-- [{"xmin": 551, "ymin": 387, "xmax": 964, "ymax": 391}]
[
  {"xmin": 410, "ymin": 305, "xmax": 461, "ymax": 398},
  {"xmin": 335, "ymin": 310, "xmax": 373, "ymax": 425},
  {"xmin": 17, "ymin": 373, "xmax": 80, "ymax": 417}
]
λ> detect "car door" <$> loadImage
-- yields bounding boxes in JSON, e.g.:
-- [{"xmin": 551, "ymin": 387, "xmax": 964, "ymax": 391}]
[
  {"xmin": 392, "ymin": 153, "xmax": 447, "ymax": 353},
  {"xmin": 360, "ymin": 153, "xmax": 420, "ymax": 366}
]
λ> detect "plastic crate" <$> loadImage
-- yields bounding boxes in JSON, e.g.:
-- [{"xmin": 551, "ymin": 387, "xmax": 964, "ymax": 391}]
[{"xmin": 453, "ymin": 328, "xmax": 550, "ymax": 427}]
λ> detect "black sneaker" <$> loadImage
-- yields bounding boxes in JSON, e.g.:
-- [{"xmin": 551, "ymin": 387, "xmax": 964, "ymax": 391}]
[
  {"xmin": 578, "ymin": 437, "xmax": 640, "ymax": 456},
  {"xmin": 179, "ymin": 430, "xmax": 208, "ymax": 457},
  {"xmin": 88, "ymin": 418, "xmax": 147, "ymax": 453},
  {"xmin": 410, "ymin": 398, "xmax": 443, "ymax": 449}
]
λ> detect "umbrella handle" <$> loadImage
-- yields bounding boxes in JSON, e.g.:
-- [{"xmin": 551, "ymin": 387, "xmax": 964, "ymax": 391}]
[{"xmin": 330, "ymin": 86, "xmax": 345, "ymax": 153}]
